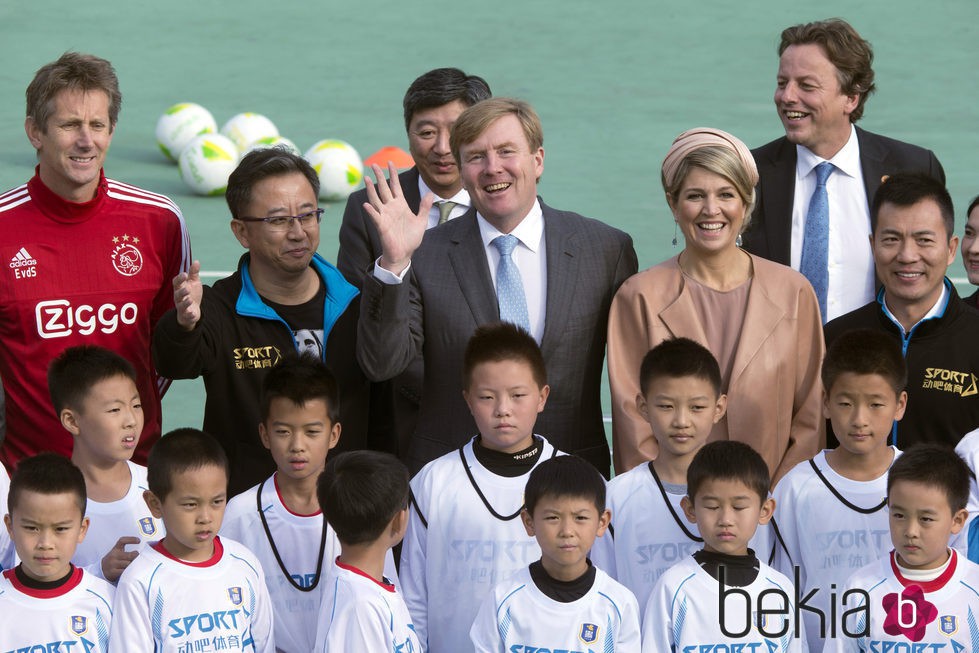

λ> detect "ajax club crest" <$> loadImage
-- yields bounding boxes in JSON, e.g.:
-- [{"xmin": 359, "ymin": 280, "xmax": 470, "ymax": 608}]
[{"xmin": 111, "ymin": 235, "xmax": 143, "ymax": 277}]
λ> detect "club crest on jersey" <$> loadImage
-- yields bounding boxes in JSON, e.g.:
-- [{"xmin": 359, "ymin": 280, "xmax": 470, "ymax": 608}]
[
  {"xmin": 111, "ymin": 235, "xmax": 143, "ymax": 277},
  {"xmin": 579, "ymin": 623, "xmax": 599, "ymax": 644},
  {"xmin": 70, "ymin": 615, "xmax": 88, "ymax": 635},
  {"xmin": 138, "ymin": 516, "xmax": 157, "ymax": 536},
  {"xmin": 940, "ymin": 615, "xmax": 958, "ymax": 635},
  {"xmin": 228, "ymin": 586, "xmax": 243, "ymax": 605}
]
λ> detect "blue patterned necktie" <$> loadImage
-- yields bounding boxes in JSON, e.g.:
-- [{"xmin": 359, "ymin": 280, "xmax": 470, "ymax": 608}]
[
  {"xmin": 800, "ymin": 161, "xmax": 834, "ymax": 322},
  {"xmin": 491, "ymin": 235, "xmax": 531, "ymax": 332}
]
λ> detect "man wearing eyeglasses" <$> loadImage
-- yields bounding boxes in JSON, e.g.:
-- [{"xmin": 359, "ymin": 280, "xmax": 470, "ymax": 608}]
[{"xmin": 153, "ymin": 147, "xmax": 370, "ymax": 496}]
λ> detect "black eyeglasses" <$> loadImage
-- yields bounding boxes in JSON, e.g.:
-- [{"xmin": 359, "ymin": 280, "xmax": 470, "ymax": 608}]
[{"xmin": 236, "ymin": 208, "xmax": 324, "ymax": 232}]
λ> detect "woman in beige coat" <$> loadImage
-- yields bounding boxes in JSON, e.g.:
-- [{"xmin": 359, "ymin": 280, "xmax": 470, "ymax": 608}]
[{"xmin": 607, "ymin": 128, "xmax": 823, "ymax": 484}]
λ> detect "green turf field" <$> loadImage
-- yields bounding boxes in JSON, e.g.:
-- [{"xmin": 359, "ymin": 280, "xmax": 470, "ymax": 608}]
[{"xmin": 0, "ymin": 0, "xmax": 975, "ymax": 433}]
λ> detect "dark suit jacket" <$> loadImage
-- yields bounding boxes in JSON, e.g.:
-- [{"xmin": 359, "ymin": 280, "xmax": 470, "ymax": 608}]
[
  {"xmin": 357, "ymin": 202, "xmax": 638, "ymax": 476},
  {"xmin": 743, "ymin": 126, "xmax": 945, "ymax": 263},
  {"xmin": 337, "ymin": 168, "xmax": 424, "ymax": 458}
]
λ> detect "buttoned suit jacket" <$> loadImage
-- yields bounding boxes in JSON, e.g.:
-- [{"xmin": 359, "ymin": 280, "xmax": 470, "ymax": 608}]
[
  {"xmin": 357, "ymin": 201, "xmax": 638, "ymax": 475},
  {"xmin": 742, "ymin": 126, "xmax": 945, "ymax": 264},
  {"xmin": 338, "ymin": 167, "xmax": 424, "ymax": 458}
]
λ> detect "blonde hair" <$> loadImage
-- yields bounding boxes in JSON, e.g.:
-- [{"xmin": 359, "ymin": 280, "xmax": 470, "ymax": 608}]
[{"xmin": 450, "ymin": 97, "xmax": 543, "ymax": 165}]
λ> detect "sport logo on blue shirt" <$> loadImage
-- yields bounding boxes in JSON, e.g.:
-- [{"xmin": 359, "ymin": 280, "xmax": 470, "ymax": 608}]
[{"xmin": 579, "ymin": 623, "xmax": 598, "ymax": 644}]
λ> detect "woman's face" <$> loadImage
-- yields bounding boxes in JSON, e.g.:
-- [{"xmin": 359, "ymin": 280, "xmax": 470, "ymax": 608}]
[{"xmin": 668, "ymin": 166, "xmax": 746, "ymax": 256}]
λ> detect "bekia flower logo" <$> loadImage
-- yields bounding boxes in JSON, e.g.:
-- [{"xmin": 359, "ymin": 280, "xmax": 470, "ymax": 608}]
[{"xmin": 882, "ymin": 586, "xmax": 938, "ymax": 641}]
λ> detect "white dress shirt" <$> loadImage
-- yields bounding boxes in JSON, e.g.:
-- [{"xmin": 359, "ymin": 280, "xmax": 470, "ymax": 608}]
[
  {"xmin": 790, "ymin": 124, "xmax": 876, "ymax": 320},
  {"xmin": 476, "ymin": 200, "xmax": 547, "ymax": 342},
  {"xmin": 418, "ymin": 176, "xmax": 470, "ymax": 228}
]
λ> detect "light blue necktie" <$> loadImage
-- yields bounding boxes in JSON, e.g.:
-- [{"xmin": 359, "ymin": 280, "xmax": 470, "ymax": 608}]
[
  {"xmin": 491, "ymin": 235, "xmax": 531, "ymax": 332},
  {"xmin": 800, "ymin": 162, "xmax": 834, "ymax": 322}
]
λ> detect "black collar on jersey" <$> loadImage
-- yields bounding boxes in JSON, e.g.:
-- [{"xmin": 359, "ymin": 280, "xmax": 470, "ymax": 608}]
[
  {"xmin": 459, "ymin": 438, "xmax": 559, "ymax": 521},
  {"xmin": 529, "ymin": 559, "xmax": 596, "ymax": 603},
  {"xmin": 472, "ymin": 435, "xmax": 543, "ymax": 477},
  {"xmin": 808, "ymin": 458, "xmax": 887, "ymax": 514},
  {"xmin": 693, "ymin": 548, "xmax": 759, "ymax": 587},
  {"xmin": 14, "ymin": 563, "xmax": 75, "ymax": 591},
  {"xmin": 256, "ymin": 477, "xmax": 328, "ymax": 593},
  {"xmin": 648, "ymin": 462, "xmax": 703, "ymax": 542}
]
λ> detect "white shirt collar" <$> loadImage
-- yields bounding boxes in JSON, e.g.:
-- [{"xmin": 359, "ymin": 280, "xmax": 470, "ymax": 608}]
[
  {"xmin": 476, "ymin": 199, "xmax": 544, "ymax": 252},
  {"xmin": 796, "ymin": 124, "xmax": 862, "ymax": 180},
  {"xmin": 881, "ymin": 279, "xmax": 950, "ymax": 336},
  {"xmin": 417, "ymin": 175, "xmax": 470, "ymax": 206}
]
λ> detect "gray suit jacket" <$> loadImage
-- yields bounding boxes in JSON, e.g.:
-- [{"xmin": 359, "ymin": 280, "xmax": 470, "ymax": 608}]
[
  {"xmin": 743, "ymin": 126, "xmax": 945, "ymax": 263},
  {"xmin": 337, "ymin": 168, "xmax": 424, "ymax": 458},
  {"xmin": 357, "ymin": 201, "xmax": 638, "ymax": 475}
]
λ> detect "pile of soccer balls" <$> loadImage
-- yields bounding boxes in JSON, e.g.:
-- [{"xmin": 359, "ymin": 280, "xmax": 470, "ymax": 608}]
[{"xmin": 155, "ymin": 102, "xmax": 363, "ymax": 200}]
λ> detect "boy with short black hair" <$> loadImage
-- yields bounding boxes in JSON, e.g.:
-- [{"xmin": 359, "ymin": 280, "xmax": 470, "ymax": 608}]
[
  {"xmin": 828, "ymin": 444, "xmax": 979, "ymax": 650},
  {"xmin": 48, "ymin": 345, "xmax": 162, "ymax": 582},
  {"xmin": 773, "ymin": 328, "xmax": 907, "ymax": 651},
  {"xmin": 0, "ymin": 453, "xmax": 113, "ymax": 652},
  {"xmin": 313, "ymin": 450, "xmax": 421, "ymax": 651},
  {"xmin": 110, "ymin": 429, "xmax": 273, "ymax": 652},
  {"xmin": 400, "ymin": 322, "xmax": 568, "ymax": 652},
  {"xmin": 594, "ymin": 337, "xmax": 746, "ymax": 608},
  {"xmin": 471, "ymin": 455, "xmax": 640, "ymax": 650},
  {"xmin": 643, "ymin": 440, "xmax": 805, "ymax": 652},
  {"xmin": 222, "ymin": 353, "xmax": 396, "ymax": 652}
]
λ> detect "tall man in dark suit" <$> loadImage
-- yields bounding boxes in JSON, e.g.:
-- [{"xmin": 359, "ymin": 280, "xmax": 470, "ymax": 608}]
[
  {"xmin": 337, "ymin": 68, "xmax": 491, "ymax": 457},
  {"xmin": 744, "ymin": 18, "xmax": 945, "ymax": 322},
  {"xmin": 357, "ymin": 98, "xmax": 637, "ymax": 476}
]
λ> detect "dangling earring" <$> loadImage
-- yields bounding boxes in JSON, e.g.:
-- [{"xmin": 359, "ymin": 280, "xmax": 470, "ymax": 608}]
[
  {"xmin": 736, "ymin": 232, "xmax": 743, "ymax": 248},
  {"xmin": 672, "ymin": 222, "xmax": 678, "ymax": 248}
]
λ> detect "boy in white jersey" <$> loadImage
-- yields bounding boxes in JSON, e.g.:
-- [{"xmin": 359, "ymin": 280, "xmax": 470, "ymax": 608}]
[
  {"xmin": 110, "ymin": 428, "xmax": 274, "ymax": 652},
  {"xmin": 829, "ymin": 444, "xmax": 979, "ymax": 651},
  {"xmin": 644, "ymin": 441, "xmax": 806, "ymax": 652},
  {"xmin": 314, "ymin": 450, "xmax": 421, "ymax": 651},
  {"xmin": 48, "ymin": 345, "xmax": 163, "ymax": 582},
  {"xmin": 400, "ymin": 322, "xmax": 568, "ymax": 652},
  {"xmin": 593, "ymin": 337, "xmax": 732, "ymax": 607},
  {"xmin": 223, "ymin": 353, "xmax": 395, "ymax": 652},
  {"xmin": 0, "ymin": 454, "xmax": 113, "ymax": 652},
  {"xmin": 471, "ymin": 455, "xmax": 640, "ymax": 651},
  {"xmin": 772, "ymin": 329, "xmax": 907, "ymax": 651}
]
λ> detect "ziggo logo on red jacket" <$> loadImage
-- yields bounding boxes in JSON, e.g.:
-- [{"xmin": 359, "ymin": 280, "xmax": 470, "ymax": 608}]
[{"xmin": 35, "ymin": 299, "xmax": 138, "ymax": 339}]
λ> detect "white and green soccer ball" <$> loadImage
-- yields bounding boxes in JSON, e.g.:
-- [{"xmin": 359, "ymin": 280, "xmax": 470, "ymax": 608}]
[
  {"xmin": 242, "ymin": 136, "xmax": 302, "ymax": 158},
  {"xmin": 304, "ymin": 139, "xmax": 364, "ymax": 202},
  {"xmin": 221, "ymin": 112, "xmax": 279, "ymax": 151},
  {"xmin": 178, "ymin": 133, "xmax": 239, "ymax": 196},
  {"xmin": 155, "ymin": 102, "xmax": 217, "ymax": 162}
]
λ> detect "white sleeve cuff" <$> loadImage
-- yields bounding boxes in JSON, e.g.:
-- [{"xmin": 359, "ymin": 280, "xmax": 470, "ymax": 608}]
[{"xmin": 373, "ymin": 257, "xmax": 411, "ymax": 284}]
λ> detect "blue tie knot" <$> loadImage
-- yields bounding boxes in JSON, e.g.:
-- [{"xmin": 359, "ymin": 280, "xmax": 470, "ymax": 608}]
[
  {"xmin": 815, "ymin": 161, "xmax": 834, "ymax": 187},
  {"xmin": 493, "ymin": 234, "xmax": 519, "ymax": 257}
]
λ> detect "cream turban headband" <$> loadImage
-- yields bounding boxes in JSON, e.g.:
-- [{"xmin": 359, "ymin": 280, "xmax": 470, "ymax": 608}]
[{"xmin": 661, "ymin": 127, "xmax": 759, "ymax": 191}]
